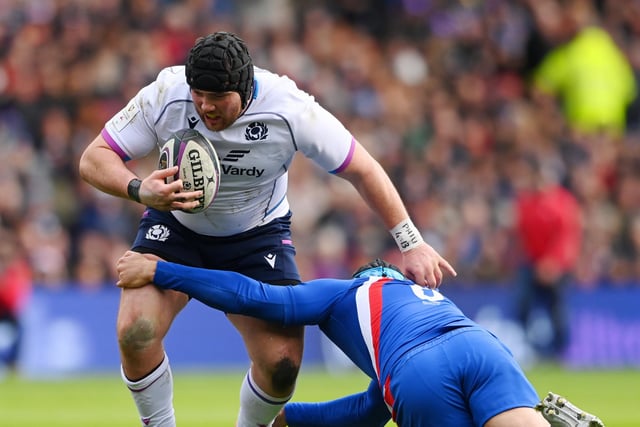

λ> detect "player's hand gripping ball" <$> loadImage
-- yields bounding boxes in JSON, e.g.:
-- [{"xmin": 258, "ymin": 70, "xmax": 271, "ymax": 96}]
[{"xmin": 158, "ymin": 129, "xmax": 221, "ymax": 213}]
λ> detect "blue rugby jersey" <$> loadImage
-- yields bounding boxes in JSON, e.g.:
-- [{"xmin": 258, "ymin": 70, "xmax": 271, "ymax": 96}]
[{"xmin": 152, "ymin": 261, "xmax": 479, "ymax": 423}]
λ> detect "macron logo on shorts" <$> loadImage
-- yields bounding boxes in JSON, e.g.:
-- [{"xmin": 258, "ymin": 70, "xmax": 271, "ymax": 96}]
[{"xmin": 264, "ymin": 253, "xmax": 276, "ymax": 269}]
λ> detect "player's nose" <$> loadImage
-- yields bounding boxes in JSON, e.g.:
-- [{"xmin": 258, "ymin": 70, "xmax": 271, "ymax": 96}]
[{"xmin": 200, "ymin": 99, "xmax": 216, "ymax": 112}]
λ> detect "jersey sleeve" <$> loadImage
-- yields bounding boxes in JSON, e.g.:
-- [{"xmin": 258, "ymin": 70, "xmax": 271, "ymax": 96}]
[
  {"xmin": 102, "ymin": 85, "xmax": 158, "ymax": 161},
  {"xmin": 153, "ymin": 261, "xmax": 348, "ymax": 325},
  {"xmin": 284, "ymin": 379, "xmax": 390, "ymax": 427},
  {"xmin": 101, "ymin": 67, "xmax": 187, "ymax": 160},
  {"xmin": 271, "ymin": 74, "xmax": 354, "ymax": 174},
  {"xmin": 293, "ymin": 100, "xmax": 355, "ymax": 174}
]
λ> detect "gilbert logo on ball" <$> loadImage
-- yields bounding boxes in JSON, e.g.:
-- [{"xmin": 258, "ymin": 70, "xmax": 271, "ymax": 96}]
[{"xmin": 159, "ymin": 129, "xmax": 221, "ymax": 213}]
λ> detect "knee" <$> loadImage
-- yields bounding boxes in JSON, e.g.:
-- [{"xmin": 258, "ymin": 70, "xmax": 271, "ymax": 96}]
[
  {"xmin": 270, "ymin": 357, "xmax": 300, "ymax": 393},
  {"xmin": 117, "ymin": 316, "xmax": 157, "ymax": 353}
]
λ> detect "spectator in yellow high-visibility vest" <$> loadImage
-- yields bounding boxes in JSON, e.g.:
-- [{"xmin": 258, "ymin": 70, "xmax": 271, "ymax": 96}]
[{"xmin": 532, "ymin": 1, "xmax": 636, "ymax": 137}]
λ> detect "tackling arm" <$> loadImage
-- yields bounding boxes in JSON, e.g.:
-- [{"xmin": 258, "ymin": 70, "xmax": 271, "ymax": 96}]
[{"xmin": 150, "ymin": 259, "xmax": 344, "ymax": 325}]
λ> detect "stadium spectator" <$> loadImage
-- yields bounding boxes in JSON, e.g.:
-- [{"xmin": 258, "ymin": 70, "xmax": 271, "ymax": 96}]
[
  {"xmin": 115, "ymin": 251, "xmax": 604, "ymax": 427},
  {"xmin": 530, "ymin": 0, "xmax": 637, "ymax": 137},
  {"xmin": 78, "ymin": 31, "xmax": 455, "ymax": 427},
  {"xmin": 0, "ymin": 0, "xmax": 637, "ymax": 291},
  {"xmin": 0, "ymin": 225, "xmax": 32, "ymax": 374},
  {"xmin": 511, "ymin": 153, "xmax": 582, "ymax": 360}
]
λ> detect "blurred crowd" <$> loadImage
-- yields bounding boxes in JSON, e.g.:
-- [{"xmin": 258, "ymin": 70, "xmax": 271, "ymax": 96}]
[{"xmin": 1, "ymin": 0, "xmax": 640, "ymax": 292}]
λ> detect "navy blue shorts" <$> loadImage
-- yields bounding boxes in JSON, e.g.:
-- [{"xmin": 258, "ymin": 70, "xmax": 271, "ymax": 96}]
[{"xmin": 131, "ymin": 208, "xmax": 300, "ymax": 284}]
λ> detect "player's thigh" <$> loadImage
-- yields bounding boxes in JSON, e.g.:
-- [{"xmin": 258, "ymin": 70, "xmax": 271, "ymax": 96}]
[
  {"xmin": 118, "ymin": 285, "xmax": 188, "ymax": 333},
  {"xmin": 117, "ymin": 252, "xmax": 189, "ymax": 338},
  {"xmin": 227, "ymin": 313, "xmax": 304, "ymax": 365},
  {"xmin": 484, "ymin": 407, "xmax": 549, "ymax": 427}
]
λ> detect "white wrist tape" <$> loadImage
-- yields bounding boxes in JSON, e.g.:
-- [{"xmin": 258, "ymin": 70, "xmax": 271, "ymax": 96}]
[{"xmin": 390, "ymin": 219, "xmax": 424, "ymax": 252}]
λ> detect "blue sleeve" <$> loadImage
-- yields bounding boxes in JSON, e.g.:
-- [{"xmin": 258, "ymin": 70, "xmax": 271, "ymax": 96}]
[
  {"xmin": 153, "ymin": 261, "xmax": 348, "ymax": 325},
  {"xmin": 284, "ymin": 380, "xmax": 390, "ymax": 427}
]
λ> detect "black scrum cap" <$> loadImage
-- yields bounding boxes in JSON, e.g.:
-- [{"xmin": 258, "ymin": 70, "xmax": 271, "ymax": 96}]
[{"xmin": 185, "ymin": 32, "xmax": 254, "ymax": 108}]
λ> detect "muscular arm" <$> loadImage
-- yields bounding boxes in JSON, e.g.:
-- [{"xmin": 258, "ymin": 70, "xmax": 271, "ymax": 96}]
[
  {"xmin": 282, "ymin": 379, "xmax": 390, "ymax": 427},
  {"xmin": 337, "ymin": 142, "xmax": 410, "ymax": 230},
  {"xmin": 79, "ymin": 134, "xmax": 139, "ymax": 200},
  {"xmin": 338, "ymin": 141, "xmax": 456, "ymax": 287},
  {"xmin": 79, "ymin": 133, "xmax": 202, "ymax": 211}
]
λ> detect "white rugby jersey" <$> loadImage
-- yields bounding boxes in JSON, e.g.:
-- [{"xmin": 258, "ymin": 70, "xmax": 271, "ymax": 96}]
[{"xmin": 102, "ymin": 66, "xmax": 355, "ymax": 236}]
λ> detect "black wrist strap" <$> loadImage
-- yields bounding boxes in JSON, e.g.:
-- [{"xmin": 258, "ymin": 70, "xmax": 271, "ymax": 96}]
[{"xmin": 127, "ymin": 178, "xmax": 142, "ymax": 203}]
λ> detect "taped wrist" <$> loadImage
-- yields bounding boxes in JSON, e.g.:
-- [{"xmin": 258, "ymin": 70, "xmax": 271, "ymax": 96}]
[
  {"xmin": 127, "ymin": 178, "xmax": 142, "ymax": 203},
  {"xmin": 390, "ymin": 219, "xmax": 424, "ymax": 252}
]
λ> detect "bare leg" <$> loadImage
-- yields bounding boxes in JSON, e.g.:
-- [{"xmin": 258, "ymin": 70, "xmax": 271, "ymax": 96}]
[
  {"xmin": 117, "ymin": 254, "xmax": 189, "ymax": 427},
  {"xmin": 484, "ymin": 407, "xmax": 550, "ymax": 427},
  {"xmin": 228, "ymin": 313, "xmax": 304, "ymax": 426}
]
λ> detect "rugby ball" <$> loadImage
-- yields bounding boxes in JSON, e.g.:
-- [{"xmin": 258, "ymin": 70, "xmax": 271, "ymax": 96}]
[{"xmin": 158, "ymin": 129, "xmax": 221, "ymax": 214}]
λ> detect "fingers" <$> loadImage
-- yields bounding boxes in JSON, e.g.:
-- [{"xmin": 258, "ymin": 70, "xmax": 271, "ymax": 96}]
[
  {"xmin": 140, "ymin": 168, "xmax": 204, "ymax": 211},
  {"xmin": 166, "ymin": 183, "xmax": 201, "ymax": 204},
  {"xmin": 153, "ymin": 168, "xmax": 197, "ymax": 198},
  {"xmin": 440, "ymin": 258, "xmax": 457, "ymax": 278},
  {"xmin": 410, "ymin": 269, "xmax": 442, "ymax": 289},
  {"xmin": 169, "ymin": 189, "xmax": 203, "ymax": 211},
  {"xmin": 153, "ymin": 165, "xmax": 179, "ymax": 179},
  {"xmin": 428, "ymin": 268, "xmax": 444, "ymax": 289},
  {"xmin": 423, "ymin": 257, "xmax": 456, "ymax": 288},
  {"xmin": 116, "ymin": 251, "xmax": 142, "ymax": 288},
  {"xmin": 115, "ymin": 254, "xmax": 129, "ymax": 287},
  {"xmin": 402, "ymin": 244, "xmax": 455, "ymax": 289}
]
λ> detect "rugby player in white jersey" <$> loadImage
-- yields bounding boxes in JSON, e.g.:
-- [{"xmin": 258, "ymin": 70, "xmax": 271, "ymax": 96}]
[{"xmin": 79, "ymin": 32, "xmax": 456, "ymax": 427}]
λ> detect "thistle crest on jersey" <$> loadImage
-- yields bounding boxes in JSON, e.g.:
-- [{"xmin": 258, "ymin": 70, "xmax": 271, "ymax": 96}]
[
  {"xmin": 245, "ymin": 121, "xmax": 268, "ymax": 141},
  {"xmin": 159, "ymin": 129, "xmax": 221, "ymax": 214}
]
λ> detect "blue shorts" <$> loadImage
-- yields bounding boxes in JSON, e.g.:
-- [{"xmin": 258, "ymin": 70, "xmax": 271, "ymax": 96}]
[
  {"xmin": 131, "ymin": 208, "xmax": 300, "ymax": 284},
  {"xmin": 388, "ymin": 327, "xmax": 539, "ymax": 427}
]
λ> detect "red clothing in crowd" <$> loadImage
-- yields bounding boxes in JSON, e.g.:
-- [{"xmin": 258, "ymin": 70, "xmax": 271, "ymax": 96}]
[
  {"xmin": 0, "ymin": 257, "xmax": 32, "ymax": 315},
  {"xmin": 515, "ymin": 185, "xmax": 582, "ymax": 272}
]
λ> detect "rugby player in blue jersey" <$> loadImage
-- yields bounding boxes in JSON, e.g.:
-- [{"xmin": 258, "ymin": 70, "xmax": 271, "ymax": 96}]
[{"xmin": 116, "ymin": 251, "xmax": 604, "ymax": 427}]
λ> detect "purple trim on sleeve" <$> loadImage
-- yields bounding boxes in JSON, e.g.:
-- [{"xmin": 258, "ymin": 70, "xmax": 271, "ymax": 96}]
[
  {"xmin": 101, "ymin": 128, "xmax": 131, "ymax": 161},
  {"xmin": 329, "ymin": 136, "xmax": 356, "ymax": 174}
]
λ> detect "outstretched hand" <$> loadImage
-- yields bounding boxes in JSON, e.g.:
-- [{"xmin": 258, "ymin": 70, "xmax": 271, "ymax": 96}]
[
  {"xmin": 116, "ymin": 251, "xmax": 157, "ymax": 288},
  {"xmin": 139, "ymin": 166, "xmax": 203, "ymax": 211},
  {"xmin": 402, "ymin": 242, "xmax": 457, "ymax": 289}
]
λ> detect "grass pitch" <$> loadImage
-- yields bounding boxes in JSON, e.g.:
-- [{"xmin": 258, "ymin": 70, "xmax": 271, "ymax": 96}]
[{"xmin": 0, "ymin": 364, "xmax": 637, "ymax": 426}]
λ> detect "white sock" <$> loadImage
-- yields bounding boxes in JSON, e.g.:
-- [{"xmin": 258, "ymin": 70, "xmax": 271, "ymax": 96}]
[
  {"xmin": 236, "ymin": 370, "xmax": 293, "ymax": 427},
  {"xmin": 121, "ymin": 353, "xmax": 176, "ymax": 427}
]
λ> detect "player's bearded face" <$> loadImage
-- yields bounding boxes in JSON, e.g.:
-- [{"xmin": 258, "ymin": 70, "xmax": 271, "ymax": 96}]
[{"xmin": 191, "ymin": 89, "xmax": 243, "ymax": 131}]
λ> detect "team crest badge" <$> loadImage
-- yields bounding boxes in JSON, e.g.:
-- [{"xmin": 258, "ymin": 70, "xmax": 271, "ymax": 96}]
[
  {"xmin": 145, "ymin": 225, "xmax": 170, "ymax": 242},
  {"xmin": 245, "ymin": 122, "xmax": 268, "ymax": 141}
]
